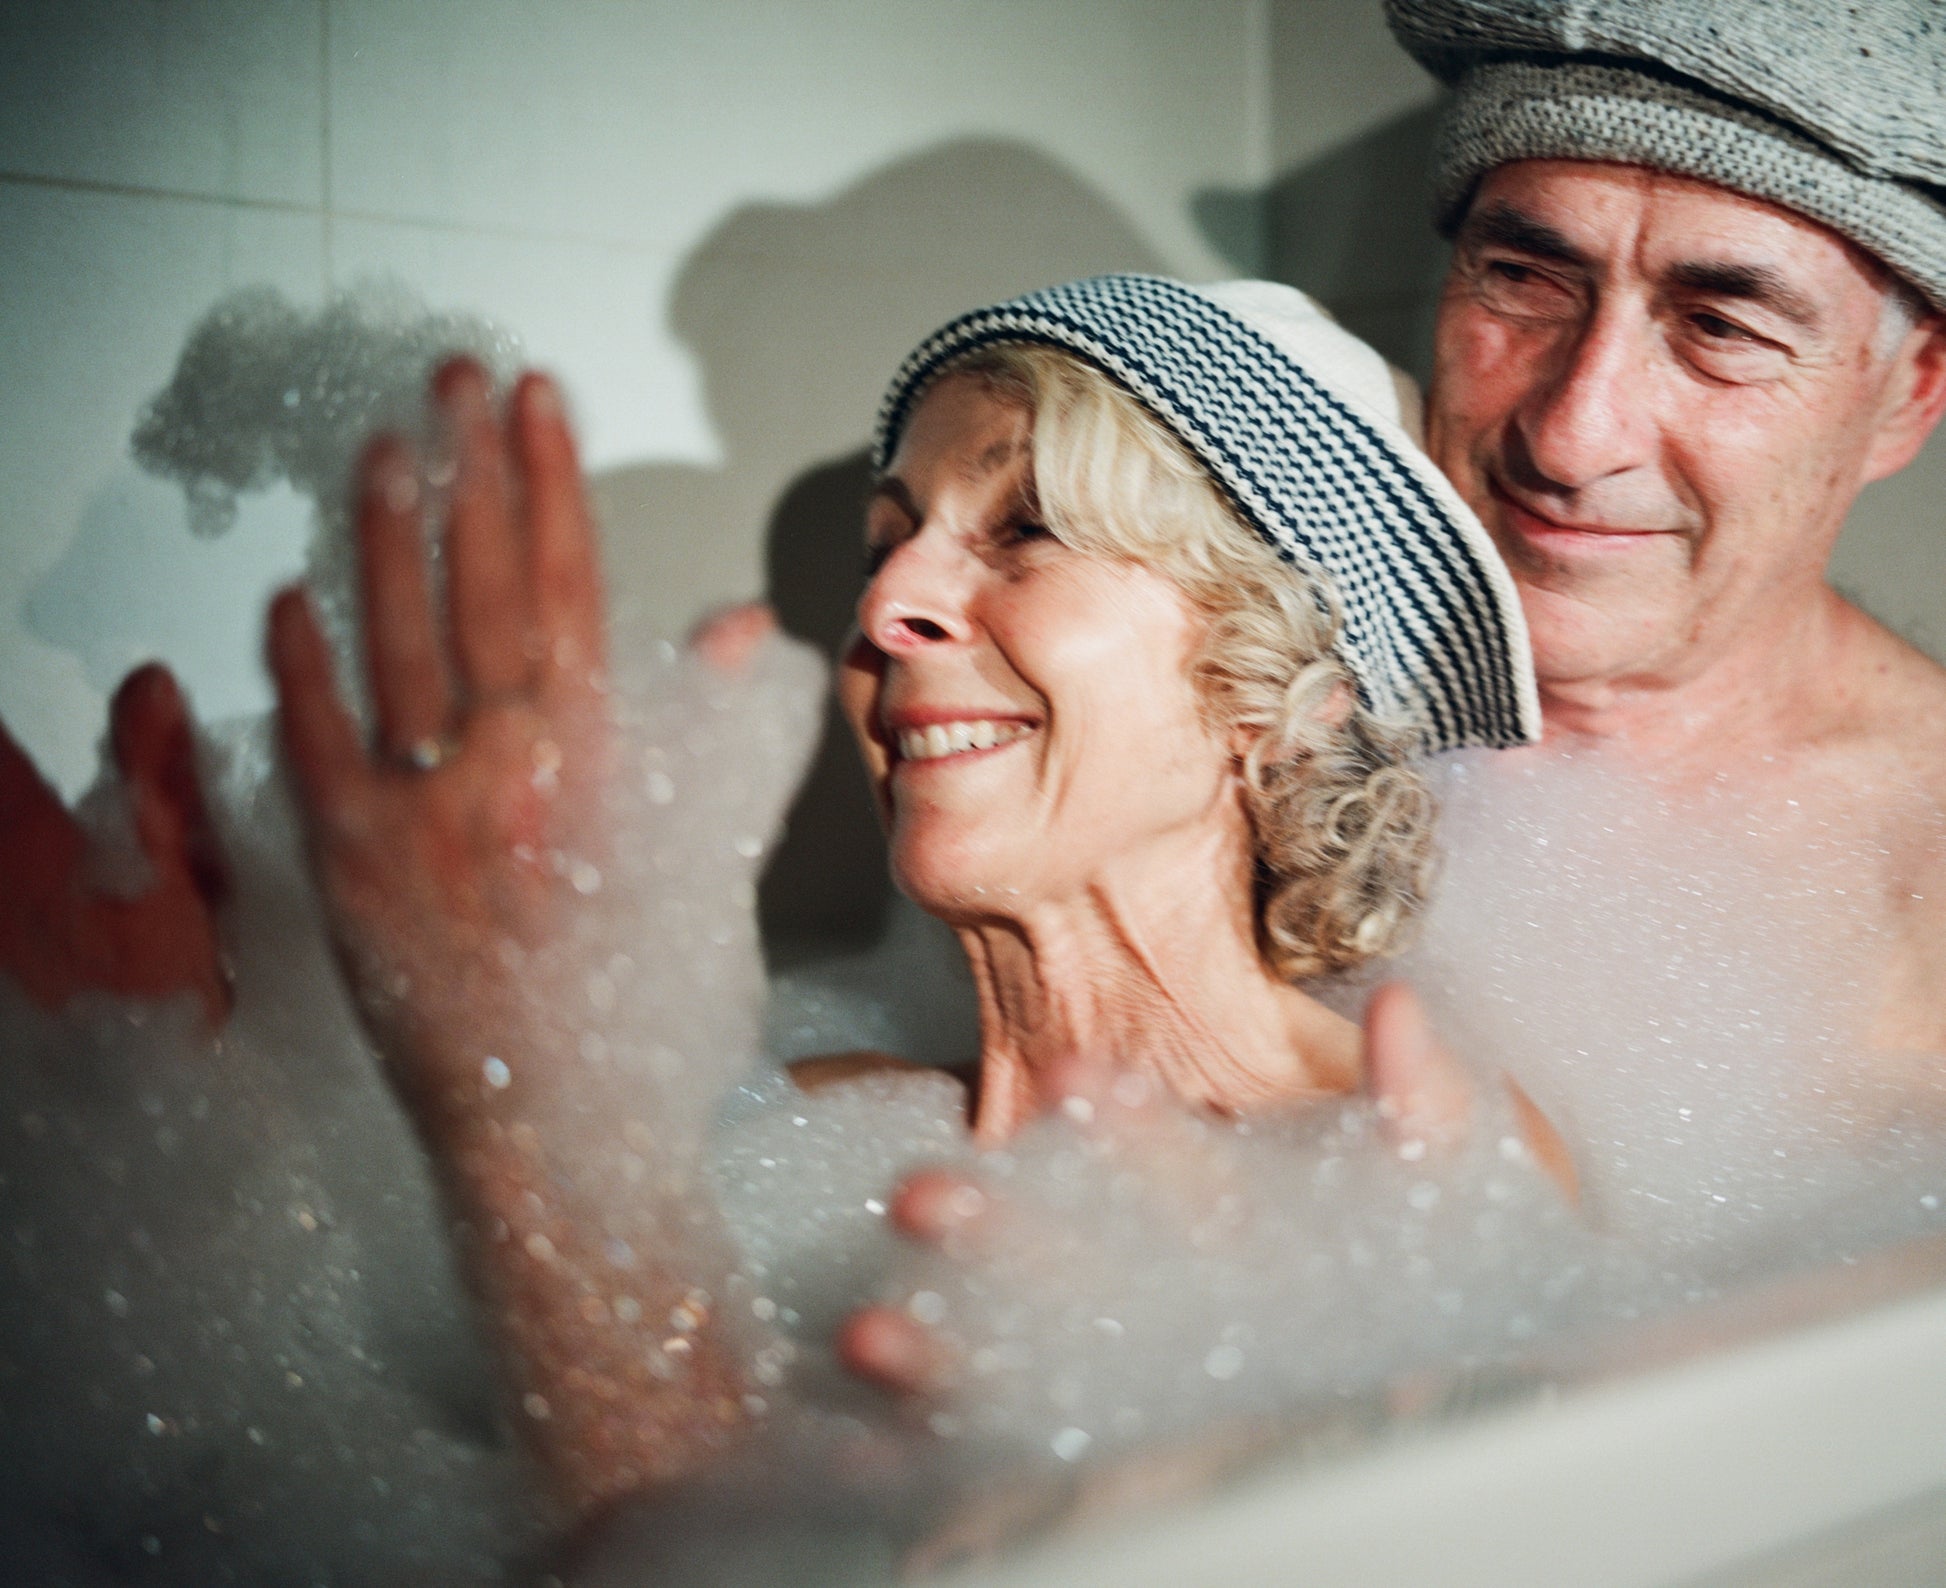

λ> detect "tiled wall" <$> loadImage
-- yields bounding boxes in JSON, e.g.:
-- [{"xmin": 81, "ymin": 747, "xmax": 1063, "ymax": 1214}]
[{"xmin": 0, "ymin": 0, "xmax": 1273, "ymax": 794}]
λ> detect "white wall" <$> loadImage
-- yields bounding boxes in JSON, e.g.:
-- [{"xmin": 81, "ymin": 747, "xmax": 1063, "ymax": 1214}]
[
  {"xmin": 0, "ymin": 0, "xmax": 1273, "ymax": 799},
  {"xmin": 3, "ymin": 0, "xmax": 1941, "ymax": 817}
]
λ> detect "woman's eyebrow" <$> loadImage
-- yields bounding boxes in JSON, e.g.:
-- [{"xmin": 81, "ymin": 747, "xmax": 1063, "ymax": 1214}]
[
  {"xmin": 958, "ymin": 433, "xmax": 1025, "ymax": 484},
  {"xmin": 865, "ymin": 476, "xmax": 919, "ymax": 522}
]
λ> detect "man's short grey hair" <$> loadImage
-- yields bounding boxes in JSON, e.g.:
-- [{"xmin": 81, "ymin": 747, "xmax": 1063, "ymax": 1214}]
[{"xmin": 1387, "ymin": 0, "xmax": 1946, "ymax": 316}]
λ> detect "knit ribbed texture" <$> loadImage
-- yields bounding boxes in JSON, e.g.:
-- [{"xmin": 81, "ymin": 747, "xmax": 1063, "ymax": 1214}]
[{"xmin": 1386, "ymin": 0, "xmax": 1946, "ymax": 309}]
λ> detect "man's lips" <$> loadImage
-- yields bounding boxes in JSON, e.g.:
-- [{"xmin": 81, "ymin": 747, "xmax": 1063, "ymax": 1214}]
[{"xmin": 1488, "ymin": 478, "xmax": 1685, "ymax": 547}]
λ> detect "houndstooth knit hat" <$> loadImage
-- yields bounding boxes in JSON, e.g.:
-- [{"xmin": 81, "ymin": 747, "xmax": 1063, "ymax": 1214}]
[
  {"xmin": 1386, "ymin": 0, "xmax": 1946, "ymax": 311},
  {"xmin": 872, "ymin": 274, "xmax": 1541, "ymax": 755}
]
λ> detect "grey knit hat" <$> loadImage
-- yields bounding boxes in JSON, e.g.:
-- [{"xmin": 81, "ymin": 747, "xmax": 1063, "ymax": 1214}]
[
  {"xmin": 1386, "ymin": 0, "xmax": 1946, "ymax": 311},
  {"xmin": 874, "ymin": 274, "xmax": 1541, "ymax": 754}
]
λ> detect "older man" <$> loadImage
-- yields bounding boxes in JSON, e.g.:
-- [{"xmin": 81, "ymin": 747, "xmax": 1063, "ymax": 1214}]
[{"xmin": 1387, "ymin": 0, "xmax": 1946, "ymax": 1055}]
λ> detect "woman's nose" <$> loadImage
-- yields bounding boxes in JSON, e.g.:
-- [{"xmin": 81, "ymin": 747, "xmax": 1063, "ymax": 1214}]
[{"xmin": 856, "ymin": 535, "xmax": 973, "ymax": 654}]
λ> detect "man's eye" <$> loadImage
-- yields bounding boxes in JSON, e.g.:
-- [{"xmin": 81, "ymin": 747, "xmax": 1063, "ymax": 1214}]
[
  {"xmin": 1474, "ymin": 257, "xmax": 1575, "ymax": 317},
  {"xmin": 1691, "ymin": 312, "xmax": 1755, "ymax": 343}
]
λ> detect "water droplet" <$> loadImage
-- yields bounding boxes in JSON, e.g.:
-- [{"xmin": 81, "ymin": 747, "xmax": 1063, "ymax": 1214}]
[
  {"xmin": 1050, "ymin": 1426, "xmax": 1092, "ymax": 1462},
  {"xmin": 1203, "ymin": 1344, "xmax": 1244, "ymax": 1380},
  {"xmin": 482, "ymin": 1056, "xmax": 512, "ymax": 1090}
]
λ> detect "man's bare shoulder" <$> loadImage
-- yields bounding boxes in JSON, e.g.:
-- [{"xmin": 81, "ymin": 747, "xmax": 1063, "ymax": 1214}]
[{"xmin": 1822, "ymin": 605, "xmax": 1946, "ymax": 787}]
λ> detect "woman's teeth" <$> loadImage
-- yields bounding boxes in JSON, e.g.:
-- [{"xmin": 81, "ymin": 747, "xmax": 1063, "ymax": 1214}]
[{"xmin": 896, "ymin": 719, "xmax": 1033, "ymax": 763}]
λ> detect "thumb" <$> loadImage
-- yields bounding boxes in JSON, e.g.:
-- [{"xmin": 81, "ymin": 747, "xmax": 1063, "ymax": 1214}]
[{"xmin": 1362, "ymin": 980, "xmax": 1473, "ymax": 1150}]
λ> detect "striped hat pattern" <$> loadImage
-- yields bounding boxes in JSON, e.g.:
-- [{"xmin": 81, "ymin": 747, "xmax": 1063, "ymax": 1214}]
[{"xmin": 872, "ymin": 273, "xmax": 1540, "ymax": 754}]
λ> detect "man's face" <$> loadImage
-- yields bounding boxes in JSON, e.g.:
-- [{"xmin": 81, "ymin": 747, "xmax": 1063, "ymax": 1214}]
[{"xmin": 1428, "ymin": 159, "xmax": 1934, "ymax": 695}]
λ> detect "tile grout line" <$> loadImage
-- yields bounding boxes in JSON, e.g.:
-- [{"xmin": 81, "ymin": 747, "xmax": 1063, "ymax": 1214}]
[
  {"xmin": 0, "ymin": 171, "xmax": 661, "ymax": 257},
  {"xmin": 320, "ymin": 0, "xmax": 335, "ymax": 290}
]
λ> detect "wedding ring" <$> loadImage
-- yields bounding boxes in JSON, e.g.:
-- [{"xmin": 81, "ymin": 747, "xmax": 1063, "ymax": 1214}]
[{"xmin": 401, "ymin": 734, "xmax": 458, "ymax": 772}]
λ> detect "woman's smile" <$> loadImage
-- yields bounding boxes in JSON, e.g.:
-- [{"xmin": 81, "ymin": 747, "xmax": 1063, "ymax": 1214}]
[{"xmin": 888, "ymin": 714, "xmax": 1039, "ymax": 765}]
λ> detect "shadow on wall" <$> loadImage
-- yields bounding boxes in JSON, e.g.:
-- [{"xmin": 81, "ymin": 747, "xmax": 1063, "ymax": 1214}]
[
  {"xmin": 1195, "ymin": 102, "xmax": 1449, "ymax": 383},
  {"xmin": 592, "ymin": 138, "xmax": 1165, "ymax": 963}
]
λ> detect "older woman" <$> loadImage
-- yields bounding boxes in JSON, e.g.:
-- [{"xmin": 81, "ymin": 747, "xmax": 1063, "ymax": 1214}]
[
  {"xmin": 253, "ymin": 272, "xmax": 1542, "ymax": 1512},
  {"xmin": 832, "ymin": 278, "xmax": 1534, "ymax": 1142}
]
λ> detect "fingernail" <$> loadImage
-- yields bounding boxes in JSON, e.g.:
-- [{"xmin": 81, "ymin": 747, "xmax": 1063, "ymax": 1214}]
[
  {"xmin": 374, "ymin": 450, "xmax": 419, "ymax": 513},
  {"xmin": 524, "ymin": 375, "xmax": 563, "ymax": 420}
]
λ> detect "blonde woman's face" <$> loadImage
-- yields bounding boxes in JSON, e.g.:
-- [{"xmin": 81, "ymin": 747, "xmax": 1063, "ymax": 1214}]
[{"xmin": 838, "ymin": 375, "xmax": 1244, "ymax": 921}]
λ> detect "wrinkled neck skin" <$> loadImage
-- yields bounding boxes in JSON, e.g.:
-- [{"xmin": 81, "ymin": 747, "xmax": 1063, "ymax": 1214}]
[
  {"xmin": 951, "ymin": 822, "xmax": 1361, "ymax": 1145},
  {"xmin": 1529, "ymin": 582, "xmax": 1882, "ymax": 779}
]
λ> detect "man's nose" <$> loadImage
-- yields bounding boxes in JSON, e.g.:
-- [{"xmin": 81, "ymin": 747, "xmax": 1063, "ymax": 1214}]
[
  {"xmin": 1510, "ymin": 309, "xmax": 1657, "ymax": 492},
  {"xmin": 856, "ymin": 534, "xmax": 974, "ymax": 654}
]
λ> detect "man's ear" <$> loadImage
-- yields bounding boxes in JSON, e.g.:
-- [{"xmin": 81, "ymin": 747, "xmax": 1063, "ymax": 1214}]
[{"xmin": 1864, "ymin": 316, "xmax": 1946, "ymax": 484}]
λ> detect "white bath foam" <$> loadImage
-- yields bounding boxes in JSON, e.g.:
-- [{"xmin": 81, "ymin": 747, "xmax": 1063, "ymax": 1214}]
[
  {"xmin": 1374, "ymin": 744, "xmax": 1946, "ymax": 1269},
  {"xmin": 690, "ymin": 743, "xmax": 1946, "ymax": 1499},
  {"xmin": 0, "ymin": 276, "xmax": 844, "ymax": 1581},
  {"xmin": 131, "ymin": 282, "xmax": 523, "ymax": 701},
  {"xmin": 0, "ymin": 728, "xmax": 538, "ymax": 1584},
  {"xmin": 0, "ymin": 628, "xmax": 830, "ymax": 1585}
]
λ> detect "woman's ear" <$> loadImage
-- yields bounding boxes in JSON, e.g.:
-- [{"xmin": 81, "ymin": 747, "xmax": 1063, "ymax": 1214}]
[{"xmin": 1312, "ymin": 680, "xmax": 1354, "ymax": 729}]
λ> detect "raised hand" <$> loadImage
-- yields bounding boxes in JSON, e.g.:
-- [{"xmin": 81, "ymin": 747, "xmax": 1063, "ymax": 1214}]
[
  {"xmin": 0, "ymin": 664, "xmax": 229, "ymax": 1025},
  {"xmin": 266, "ymin": 360, "xmax": 609, "ymax": 1111}
]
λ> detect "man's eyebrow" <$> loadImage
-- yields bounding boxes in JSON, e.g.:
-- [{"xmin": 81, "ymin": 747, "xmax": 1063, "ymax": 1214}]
[
  {"xmin": 1667, "ymin": 260, "xmax": 1821, "ymax": 329},
  {"xmin": 1459, "ymin": 202, "xmax": 1589, "ymax": 267}
]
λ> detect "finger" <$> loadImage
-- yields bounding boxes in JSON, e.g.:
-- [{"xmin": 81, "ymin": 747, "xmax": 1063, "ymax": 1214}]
[
  {"xmin": 1362, "ymin": 980, "xmax": 1473, "ymax": 1151},
  {"xmin": 110, "ymin": 664, "xmax": 228, "ymax": 906},
  {"xmin": 836, "ymin": 1305, "xmax": 957, "ymax": 1400},
  {"xmin": 437, "ymin": 357, "xmax": 535, "ymax": 700},
  {"xmin": 1505, "ymin": 1076, "xmax": 1581, "ymax": 1205},
  {"xmin": 357, "ymin": 434, "xmax": 454, "ymax": 762},
  {"xmin": 268, "ymin": 587, "xmax": 372, "ymax": 825},
  {"xmin": 0, "ymin": 714, "xmax": 87, "ymax": 1007},
  {"xmin": 890, "ymin": 1169, "xmax": 994, "ymax": 1250},
  {"xmin": 511, "ymin": 372, "xmax": 605, "ymax": 687},
  {"xmin": 687, "ymin": 603, "xmax": 776, "ymax": 676},
  {"xmin": 0, "ymin": 707, "xmax": 85, "ymax": 896}
]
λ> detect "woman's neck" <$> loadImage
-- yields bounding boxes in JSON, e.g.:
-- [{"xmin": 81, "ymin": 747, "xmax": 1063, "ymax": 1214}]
[{"xmin": 953, "ymin": 827, "xmax": 1360, "ymax": 1143}]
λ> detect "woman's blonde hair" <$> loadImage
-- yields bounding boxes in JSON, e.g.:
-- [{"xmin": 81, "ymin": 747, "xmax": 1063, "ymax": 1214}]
[{"xmin": 934, "ymin": 343, "xmax": 1436, "ymax": 979}]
